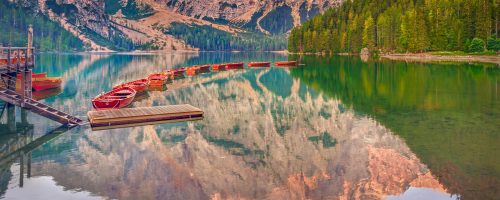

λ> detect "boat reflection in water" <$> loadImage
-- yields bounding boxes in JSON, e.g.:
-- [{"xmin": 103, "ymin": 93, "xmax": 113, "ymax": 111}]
[
  {"xmin": 32, "ymin": 88, "xmax": 62, "ymax": 100},
  {"xmin": 0, "ymin": 53, "xmax": 497, "ymax": 200}
]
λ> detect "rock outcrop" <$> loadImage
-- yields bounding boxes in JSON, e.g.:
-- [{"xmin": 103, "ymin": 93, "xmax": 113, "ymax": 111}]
[{"xmin": 156, "ymin": 0, "xmax": 342, "ymax": 33}]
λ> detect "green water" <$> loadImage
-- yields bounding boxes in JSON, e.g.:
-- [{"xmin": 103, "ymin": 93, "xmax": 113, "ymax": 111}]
[{"xmin": 0, "ymin": 53, "xmax": 498, "ymax": 200}]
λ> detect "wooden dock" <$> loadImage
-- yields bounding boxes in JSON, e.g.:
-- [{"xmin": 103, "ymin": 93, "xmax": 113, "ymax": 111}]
[
  {"xmin": 87, "ymin": 104, "xmax": 204, "ymax": 130},
  {"xmin": 0, "ymin": 26, "xmax": 83, "ymax": 127}
]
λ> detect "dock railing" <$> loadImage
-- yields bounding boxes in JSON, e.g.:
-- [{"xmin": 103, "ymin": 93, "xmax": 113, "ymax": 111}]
[{"xmin": 0, "ymin": 46, "xmax": 35, "ymax": 72}]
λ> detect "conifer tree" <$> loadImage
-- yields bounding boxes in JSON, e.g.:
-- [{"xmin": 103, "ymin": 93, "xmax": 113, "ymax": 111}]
[{"xmin": 363, "ymin": 15, "xmax": 376, "ymax": 49}]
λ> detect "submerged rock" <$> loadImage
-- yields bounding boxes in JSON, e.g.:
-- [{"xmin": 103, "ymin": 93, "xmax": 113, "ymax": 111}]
[{"xmin": 360, "ymin": 47, "xmax": 370, "ymax": 62}]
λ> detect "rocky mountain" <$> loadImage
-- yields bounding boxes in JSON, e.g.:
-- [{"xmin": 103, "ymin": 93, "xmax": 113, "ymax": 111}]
[
  {"xmin": 156, "ymin": 0, "xmax": 342, "ymax": 34},
  {"xmin": 5, "ymin": 0, "xmax": 342, "ymax": 51}
]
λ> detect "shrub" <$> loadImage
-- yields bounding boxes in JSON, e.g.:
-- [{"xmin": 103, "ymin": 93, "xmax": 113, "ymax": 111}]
[
  {"xmin": 487, "ymin": 36, "xmax": 500, "ymax": 51},
  {"xmin": 469, "ymin": 38, "xmax": 485, "ymax": 52}
]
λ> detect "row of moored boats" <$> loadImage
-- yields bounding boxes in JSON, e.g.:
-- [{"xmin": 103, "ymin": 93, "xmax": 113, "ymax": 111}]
[{"xmin": 91, "ymin": 61, "xmax": 297, "ymax": 110}]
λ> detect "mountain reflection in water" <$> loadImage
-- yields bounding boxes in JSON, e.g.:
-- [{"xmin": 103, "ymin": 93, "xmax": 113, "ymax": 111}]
[{"xmin": 0, "ymin": 53, "xmax": 497, "ymax": 200}]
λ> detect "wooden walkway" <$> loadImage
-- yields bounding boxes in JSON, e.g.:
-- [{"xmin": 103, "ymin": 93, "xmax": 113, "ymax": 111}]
[
  {"xmin": 0, "ymin": 88, "xmax": 83, "ymax": 126},
  {"xmin": 88, "ymin": 104, "xmax": 204, "ymax": 130},
  {"xmin": 1, "ymin": 46, "xmax": 83, "ymax": 126}
]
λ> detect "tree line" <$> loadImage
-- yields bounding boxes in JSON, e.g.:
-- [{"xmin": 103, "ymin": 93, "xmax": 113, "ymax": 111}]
[
  {"xmin": 163, "ymin": 23, "xmax": 287, "ymax": 51},
  {"xmin": 0, "ymin": 0, "xmax": 84, "ymax": 51},
  {"xmin": 288, "ymin": 0, "xmax": 499, "ymax": 53}
]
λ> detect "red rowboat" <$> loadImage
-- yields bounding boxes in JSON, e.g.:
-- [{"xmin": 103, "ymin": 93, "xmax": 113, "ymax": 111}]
[
  {"xmin": 226, "ymin": 62, "xmax": 244, "ymax": 69},
  {"xmin": 212, "ymin": 64, "xmax": 226, "ymax": 71},
  {"xmin": 32, "ymin": 77, "xmax": 62, "ymax": 91},
  {"xmin": 186, "ymin": 66, "xmax": 200, "ymax": 76},
  {"xmin": 163, "ymin": 71, "xmax": 174, "ymax": 80},
  {"xmin": 171, "ymin": 67, "xmax": 186, "ymax": 77},
  {"xmin": 199, "ymin": 64, "xmax": 211, "ymax": 73},
  {"xmin": 248, "ymin": 62, "xmax": 271, "ymax": 67},
  {"xmin": 275, "ymin": 61, "xmax": 297, "ymax": 66},
  {"xmin": 92, "ymin": 87, "xmax": 136, "ymax": 110},
  {"xmin": 16, "ymin": 73, "xmax": 62, "ymax": 91},
  {"xmin": 148, "ymin": 73, "xmax": 168, "ymax": 86},
  {"xmin": 113, "ymin": 78, "xmax": 150, "ymax": 94}
]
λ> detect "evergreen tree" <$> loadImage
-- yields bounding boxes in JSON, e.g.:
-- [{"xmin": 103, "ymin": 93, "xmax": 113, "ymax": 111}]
[
  {"xmin": 475, "ymin": 0, "xmax": 493, "ymax": 40},
  {"xmin": 362, "ymin": 15, "xmax": 376, "ymax": 49},
  {"xmin": 469, "ymin": 38, "xmax": 485, "ymax": 52},
  {"xmin": 487, "ymin": 35, "xmax": 500, "ymax": 51},
  {"xmin": 288, "ymin": 0, "xmax": 498, "ymax": 53}
]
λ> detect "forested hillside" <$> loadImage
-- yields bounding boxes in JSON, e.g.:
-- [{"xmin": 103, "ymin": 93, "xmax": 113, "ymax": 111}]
[
  {"xmin": 1, "ymin": 0, "xmax": 337, "ymax": 52},
  {"xmin": 162, "ymin": 23, "xmax": 287, "ymax": 51},
  {"xmin": 288, "ymin": 0, "xmax": 499, "ymax": 53},
  {"xmin": 0, "ymin": 0, "xmax": 84, "ymax": 51}
]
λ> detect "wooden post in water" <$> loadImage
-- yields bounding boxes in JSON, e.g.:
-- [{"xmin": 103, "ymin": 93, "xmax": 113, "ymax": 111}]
[
  {"xmin": 21, "ymin": 109, "xmax": 28, "ymax": 124},
  {"xmin": 6, "ymin": 45, "xmax": 11, "ymax": 74},
  {"xmin": 19, "ymin": 152, "xmax": 24, "ymax": 187},
  {"xmin": 21, "ymin": 25, "xmax": 33, "ymax": 101},
  {"xmin": 27, "ymin": 152, "xmax": 32, "ymax": 178},
  {"xmin": 7, "ymin": 104, "xmax": 15, "ymax": 132},
  {"xmin": 27, "ymin": 25, "xmax": 32, "ymax": 57}
]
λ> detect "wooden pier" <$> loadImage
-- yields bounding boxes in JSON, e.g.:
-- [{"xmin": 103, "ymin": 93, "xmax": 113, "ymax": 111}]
[
  {"xmin": 87, "ymin": 104, "xmax": 204, "ymax": 130},
  {"xmin": 0, "ymin": 26, "xmax": 83, "ymax": 126}
]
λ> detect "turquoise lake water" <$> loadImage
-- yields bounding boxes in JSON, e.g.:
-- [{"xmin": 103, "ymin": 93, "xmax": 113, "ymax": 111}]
[{"xmin": 0, "ymin": 52, "xmax": 498, "ymax": 200}]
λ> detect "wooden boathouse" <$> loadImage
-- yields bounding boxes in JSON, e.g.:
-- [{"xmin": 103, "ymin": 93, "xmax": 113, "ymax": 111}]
[{"xmin": 0, "ymin": 26, "xmax": 83, "ymax": 126}]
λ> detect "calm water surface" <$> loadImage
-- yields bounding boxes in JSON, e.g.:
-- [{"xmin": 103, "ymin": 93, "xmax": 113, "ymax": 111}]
[{"xmin": 0, "ymin": 53, "xmax": 498, "ymax": 200}]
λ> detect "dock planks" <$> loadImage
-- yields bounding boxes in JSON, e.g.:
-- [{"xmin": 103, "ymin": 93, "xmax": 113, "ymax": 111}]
[{"xmin": 87, "ymin": 104, "xmax": 204, "ymax": 130}]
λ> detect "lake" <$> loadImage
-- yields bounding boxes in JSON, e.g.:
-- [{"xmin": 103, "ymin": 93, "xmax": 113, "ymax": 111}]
[{"xmin": 0, "ymin": 52, "xmax": 498, "ymax": 200}]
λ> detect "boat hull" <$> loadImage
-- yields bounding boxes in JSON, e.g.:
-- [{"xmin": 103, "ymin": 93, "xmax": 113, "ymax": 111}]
[
  {"xmin": 212, "ymin": 64, "xmax": 226, "ymax": 71},
  {"xmin": 114, "ymin": 79, "xmax": 149, "ymax": 94},
  {"xmin": 16, "ymin": 73, "xmax": 61, "ymax": 92},
  {"xmin": 148, "ymin": 73, "xmax": 167, "ymax": 86},
  {"xmin": 93, "ymin": 97, "xmax": 135, "ymax": 110},
  {"xmin": 199, "ymin": 65, "xmax": 211, "ymax": 73},
  {"xmin": 226, "ymin": 63, "xmax": 244, "ymax": 70},
  {"xmin": 275, "ymin": 61, "xmax": 297, "ymax": 66},
  {"xmin": 32, "ymin": 78, "xmax": 62, "ymax": 91},
  {"xmin": 92, "ymin": 87, "xmax": 136, "ymax": 110},
  {"xmin": 170, "ymin": 68, "xmax": 186, "ymax": 77},
  {"xmin": 186, "ymin": 66, "xmax": 200, "ymax": 76},
  {"xmin": 149, "ymin": 80, "xmax": 165, "ymax": 86},
  {"xmin": 248, "ymin": 62, "xmax": 271, "ymax": 67},
  {"xmin": 92, "ymin": 99, "xmax": 122, "ymax": 110}
]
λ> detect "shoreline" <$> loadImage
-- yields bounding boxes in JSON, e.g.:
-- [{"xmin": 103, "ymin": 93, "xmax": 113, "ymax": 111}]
[
  {"xmin": 289, "ymin": 51, "xmax": 500, "ymax": 65},
  {"xmin": 36, "ymin": 49, "xmax": 290, "ymax": 55},
  {"xmin": 33, "ymin": 50, "xmax": 500, "ymax": 65},
  {"xmin": 380, "ymin": 53, "xmax": 500, "ymax": 65}
]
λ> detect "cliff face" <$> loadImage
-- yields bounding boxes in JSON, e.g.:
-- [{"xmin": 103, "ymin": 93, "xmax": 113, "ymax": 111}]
[
  {"xmin": 9, "ymin": 0, "xmax": 341, "ymax": 51},
  {"xmin": 156, "ymin": 0, "xmax": 342, "ymax": 33}
]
